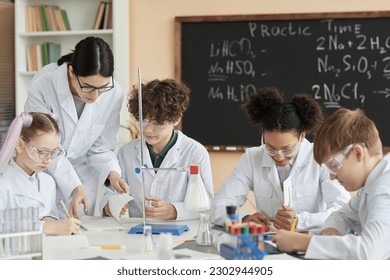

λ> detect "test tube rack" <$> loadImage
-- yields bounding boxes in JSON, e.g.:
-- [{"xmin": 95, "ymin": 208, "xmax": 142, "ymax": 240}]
[
  {"xmin": 219, "ymin": 233, "xmax": 269, "ymax": 260},
  {"xmin": 0, "ymin": 230, "xmax": 42, "ymax": 260}
]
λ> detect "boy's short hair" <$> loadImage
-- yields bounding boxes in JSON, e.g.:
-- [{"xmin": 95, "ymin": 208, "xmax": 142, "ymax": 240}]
[
  {"xmin": 313, "ymin": 108, "xmax": 382, "ymax": 164},
  {"xmin": 128, "ymin": 79, "xmax": 190, "ymax": 124}
]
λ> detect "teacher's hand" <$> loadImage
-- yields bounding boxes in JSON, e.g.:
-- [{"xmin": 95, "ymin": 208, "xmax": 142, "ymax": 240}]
[
  {"xmin": 242, "ymin": 212, "xmax": 272, "ymax": 231},
  {"xmin": 69, "ymin": 185, "xmax": 89, "ymax": 219},
  {"xmin": 108, "ymin": 171, "xmax": 130, "ymax": 193}
]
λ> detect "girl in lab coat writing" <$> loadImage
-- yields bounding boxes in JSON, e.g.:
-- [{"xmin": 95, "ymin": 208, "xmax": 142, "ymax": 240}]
[
  {"xmin": 100, "ymin": 79, "xmax": 213, "ymax": 220},
  {"xmin": 24, "ymin": 37, "xmax": 129, "ymax": 218},
  {"xmin": 210, "ymin": 87, "xmax": 350, "ymax": 232},
  {"xmin": 0, "ymin": 112, "xmax": 81, "ymax": 235},
  {"xmin": 273, "ymin": 108, "xmax": 390, "ymax": 259}
]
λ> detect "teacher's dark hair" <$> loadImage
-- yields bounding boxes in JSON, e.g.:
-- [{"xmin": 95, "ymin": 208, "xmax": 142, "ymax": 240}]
[
  {"xmin": 57, "ymin": 36, "xmax": 114, "ymax": 77},
  {"xmin": 243, "ymin": 87, "xmax": 324, "ymax": 136}
]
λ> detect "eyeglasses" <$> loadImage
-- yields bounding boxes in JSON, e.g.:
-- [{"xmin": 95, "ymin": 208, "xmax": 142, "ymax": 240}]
[
  {"xmin": 262, "ymin": 136, "xmax": 301, "ymax": 158},
  {"xmin": 136, "ymin": 119, "xmax": 170, "ymax": 129},
  {"xmin": 322, "ymin": 144, "xmax": 356, "ymax": 176},
  {"xmin": 22, "ymin": 138, "xmax": 63, "ymax": 162},
  {"xmin": 76, "ymin": 76, "xmax": 114, "ymax": 94}
]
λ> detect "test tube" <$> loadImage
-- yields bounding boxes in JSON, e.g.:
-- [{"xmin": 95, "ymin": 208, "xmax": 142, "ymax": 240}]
[
  {"xmin": 0, "ymin": 210, "xmax": 5, "ymax": 258},
  {"xmin": 21, "ymin": 208, "xmax": 30, "ymax": 254},
  {"xmin": 15, "ymin": 208, "xmax": 23, "ymax": 255}
]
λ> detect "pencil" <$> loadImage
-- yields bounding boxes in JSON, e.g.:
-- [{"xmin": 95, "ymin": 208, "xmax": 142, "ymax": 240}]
[
  {"xmin": 173, "ymin": 237, "xmax": 195, "ymax": 243},
  {"xmin": 290, "ymin": 216, "xmax": 297, "ymax": 232},
  {"xmin": 90, "ymin": 245, "xmax": 125, "ymax": 250},
  {"xmin": 59, "ymin": 200, "xmax": 87, "ymax": 231}
]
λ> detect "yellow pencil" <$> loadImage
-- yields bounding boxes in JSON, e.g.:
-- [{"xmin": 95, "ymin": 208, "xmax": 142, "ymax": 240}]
[
  {"xmin": 90, "ymin": 245, "xmax": 125, "ymax": 250},
  {"xmin": 290, "ymin": 216, "xmax": 297, "ymax": 232}
]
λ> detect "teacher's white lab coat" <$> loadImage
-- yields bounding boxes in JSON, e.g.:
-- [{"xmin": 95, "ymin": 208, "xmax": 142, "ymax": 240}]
[
  {"xmin": 0, "ymin": 160, "xmax": 58, "ymax": 225},
  {"xmin": 24, "ymin": 63, "xmax": 123, "ymax": 217},
  {"xmin": 100, "ymin": 131, "xmax": 214, "ymax": 220},
  {"xmin": 305, "ymin": 154, "xmax": 390, "ymax": 259},
  {"xmin": 210, "ymin": 139, "xmax": 351, "ymax": 231}
]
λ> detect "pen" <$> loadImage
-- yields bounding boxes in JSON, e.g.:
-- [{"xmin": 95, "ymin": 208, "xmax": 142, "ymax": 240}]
[
  {"xmin": 59, "ymin": 199, "xmax": 87, "ymax": 231},
  {"xmin": 90, "ymin": 245, "xmax": 125, "ymax": 250},
  {"xmin": 290, "ymin": 216, "xmax": 297, "ymax": 232},
  {"xmin": 173, "ymin": 237, "xmax": 195, "ymax": 243}
]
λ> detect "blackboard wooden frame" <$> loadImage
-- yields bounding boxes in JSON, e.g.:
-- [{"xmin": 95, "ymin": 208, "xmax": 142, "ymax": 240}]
[{"xmin": 174, "ymin": 12, "xmax": 390, "ymax": 152}]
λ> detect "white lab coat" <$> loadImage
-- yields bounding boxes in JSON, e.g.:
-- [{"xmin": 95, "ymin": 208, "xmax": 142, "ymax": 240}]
[
  {"xmin": 210, "ymin": 139, "xmax": 351, "ymax": 231},
  {"xmin": 24, "ymin": 63, "xmax": 123, "ymax": 217},
  {"xmin": 0, "ymin": 160, "xmax": 58, "ymax": 224},
  {"xmin": 100, "ymin": 131, "xmax": 214, "ymax": 220},
  {"xmin": 306, "ymin": 154, "xmax": 390, "ymax": 259}
]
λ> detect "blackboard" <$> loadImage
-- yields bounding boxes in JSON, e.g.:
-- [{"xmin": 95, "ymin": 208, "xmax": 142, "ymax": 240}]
[{"xmin": 174, "ymin": 12, "xmax": 390, "ymax": 151}]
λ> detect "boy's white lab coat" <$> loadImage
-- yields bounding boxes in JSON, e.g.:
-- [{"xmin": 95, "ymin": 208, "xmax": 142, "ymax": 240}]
[
  {"xmin": 24, "ymin": 63, "xmax": 122, "ymax": 216},
  {"xmin": 210, "ymin": 139, "xmax": 351, "ymax": 231},
  {"xmin": 0, "ymin": 160, "xmax": 58, "ymax": 222},
  {"xmin": 306, "ymin": 154, "xmax": 390, "ymax": 259},
  {"xmin": 100, "ymin": 131, "xmax": 214, "ymax": 220}
]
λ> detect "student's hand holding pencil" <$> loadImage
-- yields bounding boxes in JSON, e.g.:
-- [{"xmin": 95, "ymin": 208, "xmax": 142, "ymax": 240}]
[{"xmin": 274, "ymin": 205, "xmax": 297, "ymax": 231}]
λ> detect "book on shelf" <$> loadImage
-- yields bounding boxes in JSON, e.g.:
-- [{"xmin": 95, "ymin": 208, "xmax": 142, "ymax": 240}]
[
  {"xmin": 61, "ymin": 9, "xmax": 71, "ymax": 31},
  {"xmin": 93, "ymin": 1, "xmax": 112, "ymax": 30},
  {"xmin": 25, "ymin": 4, "xmax": 70, "ymax": 32},
  {"xmin": 26, "ymin": 43, "xmax": 61, "ymax": 72}
]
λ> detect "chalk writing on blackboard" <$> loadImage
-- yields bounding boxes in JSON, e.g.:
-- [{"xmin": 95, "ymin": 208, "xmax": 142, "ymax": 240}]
[{"xmin": 175, "ymin": 13, "xmax": 390, "ymax": 149}]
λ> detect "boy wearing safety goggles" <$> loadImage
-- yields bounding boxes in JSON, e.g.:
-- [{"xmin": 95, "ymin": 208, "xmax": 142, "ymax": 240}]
[{"xmin": 273, "ymin": 108, "xmax": 390, "ymax": 259}]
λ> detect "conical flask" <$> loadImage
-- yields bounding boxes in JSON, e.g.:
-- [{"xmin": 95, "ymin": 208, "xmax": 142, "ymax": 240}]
[
  {"xmin": 184, "ymin": 164, "xmax": 212, "ymax": 211},
  {"xmin": 184, "ymin": 164, "xmax": 213, "ymax": 245}
]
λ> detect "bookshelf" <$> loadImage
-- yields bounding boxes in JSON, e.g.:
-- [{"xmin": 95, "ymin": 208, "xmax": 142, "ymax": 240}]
[{"xmin": 15, "ymin": 0, "xmax": 130, "ymax": 144}]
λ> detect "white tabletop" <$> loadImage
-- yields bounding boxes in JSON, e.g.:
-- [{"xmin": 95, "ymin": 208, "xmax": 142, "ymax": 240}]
[{"xmin": 42, "ymin": 217, "xmax": 299, "ymax": 260}]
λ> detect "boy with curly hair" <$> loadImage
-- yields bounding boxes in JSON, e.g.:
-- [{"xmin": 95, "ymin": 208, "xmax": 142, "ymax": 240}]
[{"xmin": 100, "ymin": 79, "xmax": 213, "ymax": 220}]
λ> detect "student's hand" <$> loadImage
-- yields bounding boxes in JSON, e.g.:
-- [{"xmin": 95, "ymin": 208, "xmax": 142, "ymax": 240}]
[
  {"xmin": 274, "ymin": 205, "xmax": 296, "ymax": 231},
  {"xmin": 42, "ymin": 217, "xmax": 82, "ymax": 235},
  {"xmin": 272, "ymin": 230, "xmax": 311, "ymax": 253},
  {"xmin": 108, "ymin": 171, "xmax": 130, "ymax": 194},
  {"xmin": 69, "ymin": 185, "xmax": 89, "ymax": 219},
  {"xmin": 242, "ymin": 212, "xmax": 272, "ymax": 231},
  {"xmin": 321, "ymin": 227, "xmax": 341, "ymax": 236},
  {"xmin": 103, "ymin": 203, "xmax": 128, "ymax": 217},
  {"xmin": 145, "ymin": 196, "xmax": 177, "ymax": 220}
]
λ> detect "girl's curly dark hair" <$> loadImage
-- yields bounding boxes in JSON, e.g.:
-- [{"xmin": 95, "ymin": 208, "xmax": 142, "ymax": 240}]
[{"xmin": 243, "ymin": 87, "xmax": 324, "ymax": 135}]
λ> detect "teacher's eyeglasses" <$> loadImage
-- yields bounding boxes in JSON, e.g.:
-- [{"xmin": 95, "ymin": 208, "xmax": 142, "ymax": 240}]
[
  {"xmin": 76, "ymin": 76, "xmax": 114, "ymax": 94},
  {"xmin": 22, "ymin": 138, "xmax": 63, "ymax": 162}
]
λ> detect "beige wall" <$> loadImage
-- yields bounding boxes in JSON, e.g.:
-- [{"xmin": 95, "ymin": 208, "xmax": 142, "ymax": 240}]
[{"xmin": 129, "ymin": 0, "xmax": 390, "ymax": 195}]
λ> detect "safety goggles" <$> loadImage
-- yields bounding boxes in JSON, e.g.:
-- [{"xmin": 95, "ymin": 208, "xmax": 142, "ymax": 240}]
[
  {"xmin": 262, "ymin": 135, "xmax": 301, "ymax": 158},
  {"xmin": 22, "ymin": 138, "xmax": 63, "ymax": 163}
]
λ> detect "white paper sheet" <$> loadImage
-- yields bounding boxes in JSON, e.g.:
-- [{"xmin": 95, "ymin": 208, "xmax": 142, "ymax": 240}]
[
  {"xmin": 108, "ymin": 193, "xmax": 134, "ymax": 223},
  {"xmin": 283, "ymin": 176, "xmax": 293, "ymax": 207}
]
